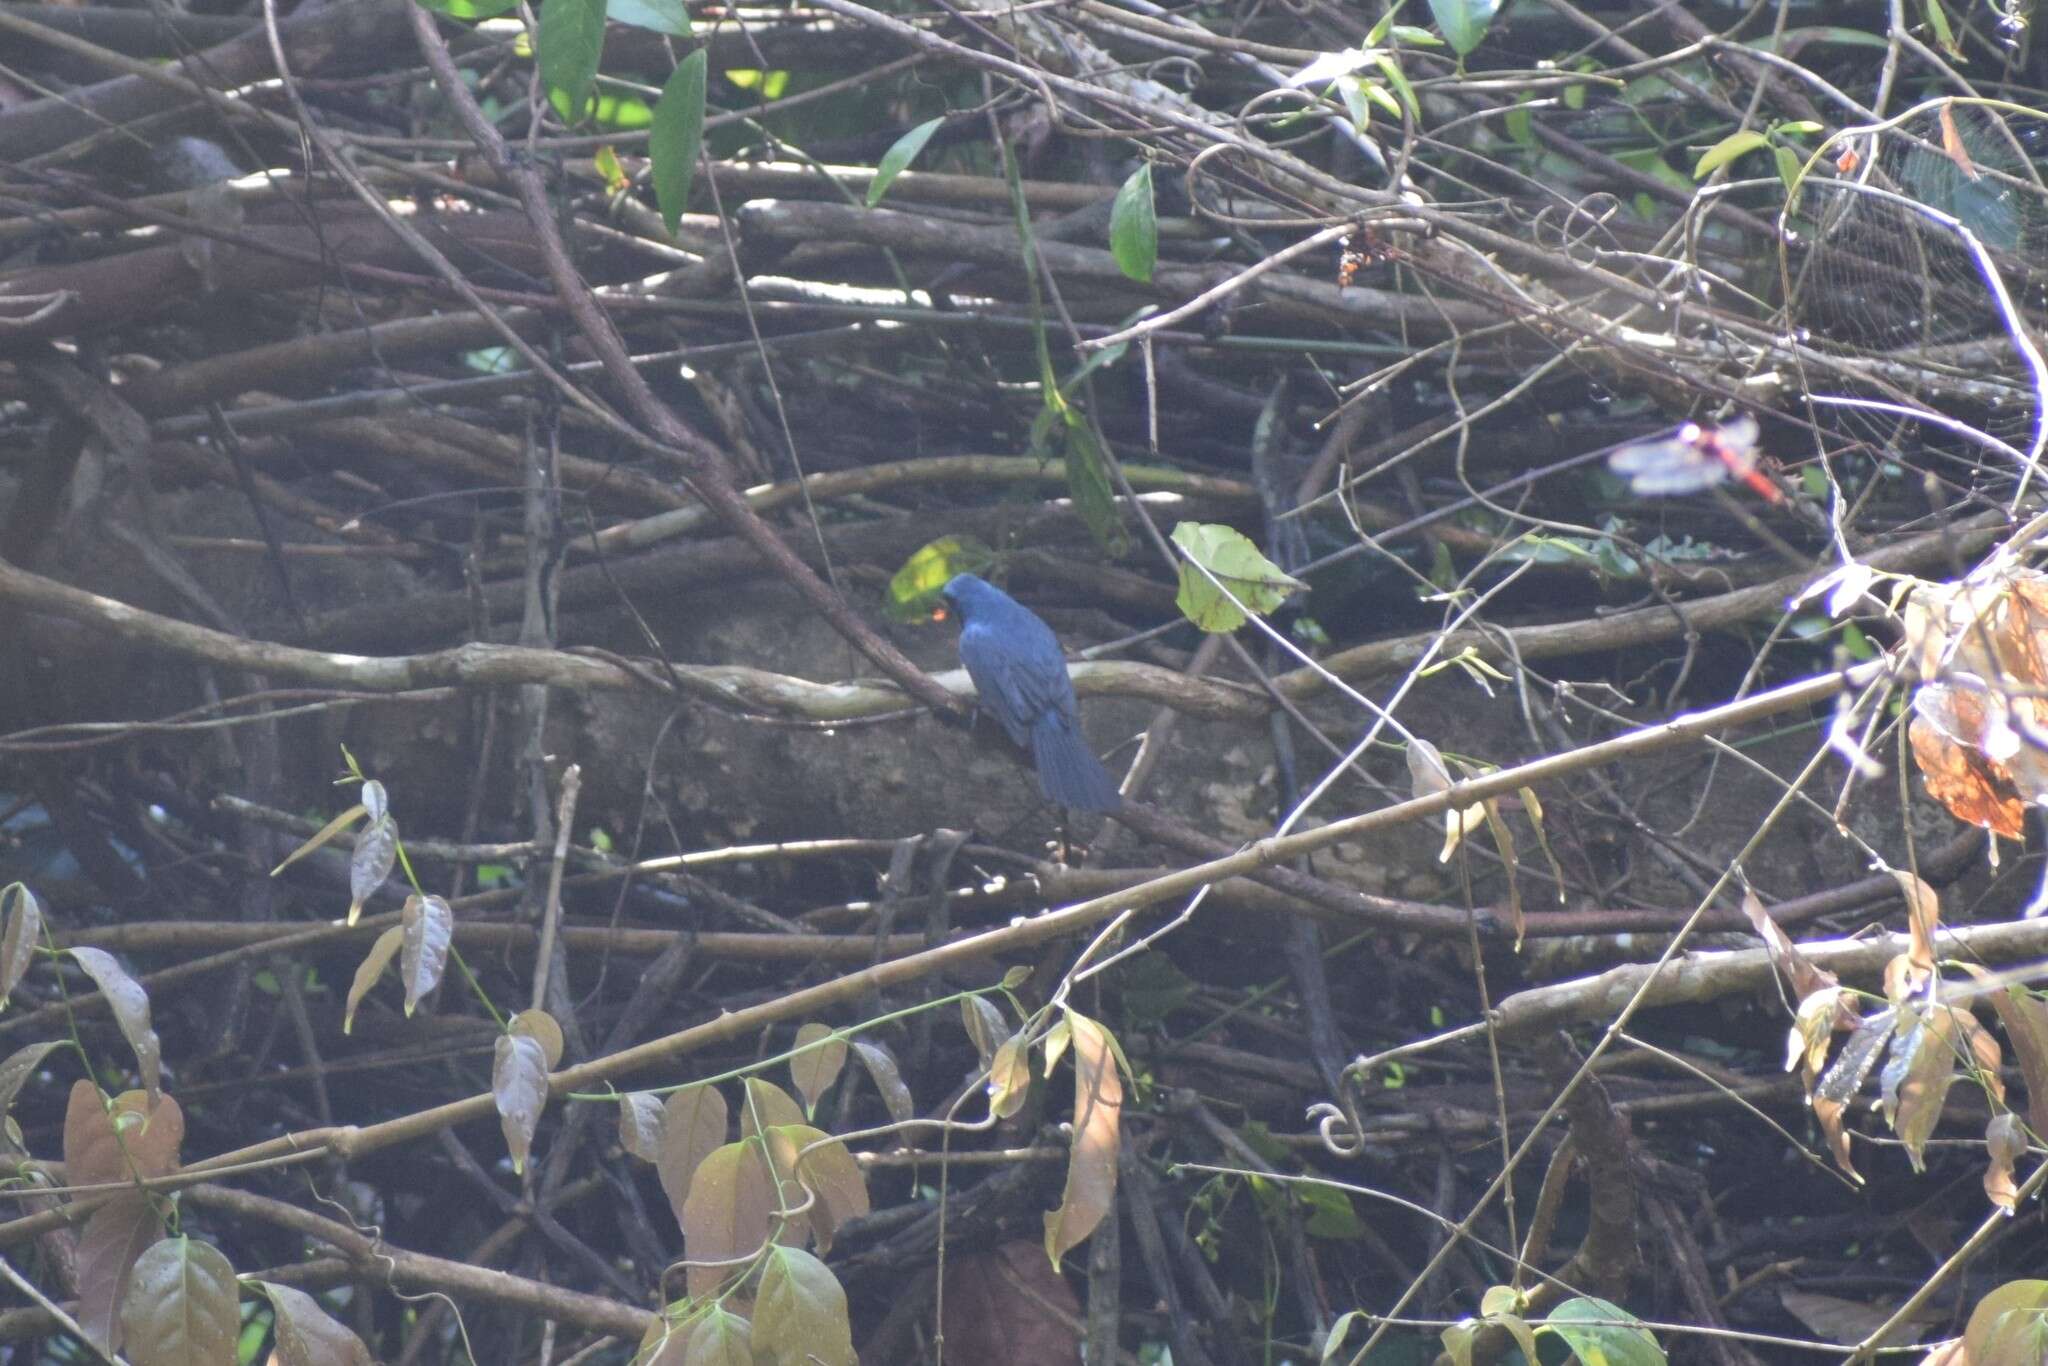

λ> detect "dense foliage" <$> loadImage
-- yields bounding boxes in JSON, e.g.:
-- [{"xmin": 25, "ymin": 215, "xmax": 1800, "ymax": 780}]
[{"xmin": 5, "ymin": 0, "xmax": 2048, "ymax": 1363}]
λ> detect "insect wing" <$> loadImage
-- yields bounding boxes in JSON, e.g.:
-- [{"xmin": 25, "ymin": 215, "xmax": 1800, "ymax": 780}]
[
  {"xmin": 1707, "ymin": 416, "xmax": 1760, "ymax": 467},
  {"xmin": 1703, "ymin": 417, "xmax": 1783, "ymax": 502},
  {"xmin": 1609, "ymin": 430, "xmax": 1729, "ymax": 494}
]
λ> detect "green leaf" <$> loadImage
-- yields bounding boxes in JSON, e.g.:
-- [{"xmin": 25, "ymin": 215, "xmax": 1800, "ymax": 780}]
[
  {"xmin": 1965, "ymin": 1280, "xmax": 2048, "ymax": 1363},
  {"xmin": 119, "ymin": 1237, "xmax": 239, "ymax": 1366},
  {"xmin": 1170, "ymin": 522, "xmax": 1306, "ymax": 632},
  {"xmin": 887, "ymin": 536, "xmax": 996, "ymax": 621},
  {"xmin": 343, "ymin": 926, "xmax": 404, "ymax": 1035},
  {"xmin": 1427, "ymin": 0, "xmax": 1501, "ymax": 56},
  {"xmin": 609, "ymin": 0, "xmax": 691, "ymax": 35},
  {"xmin": 493, "ymin": 1032, "xmax": 550, "ymax": 1175},
  {"xmin": 1322, "ymin": 1309, "xmax": 1363, "ymax": 1363},
  {"xmin": 1370, "ymin": 55, "xmax": 1418, "ymax": 122},
  {"xmin": 1109, "ymin": 163, "xmax": 1157, "ymax": 283},
  {"xmin": 868, "ymin": 117, "xmax": 943, "ymax": 207},
  {"xmin": 540, "ymin": 0, "xmax": 608, "ymax": 124},
  {"xmin": 1297, "ymin": 1182, "xmax": 1364, "ymax": 1239},
  {"xmin": 1334, "ymin": 75, "xmax": 1372, "ymax": 132},
  {"xmin": 416, "ymin": 0, "xmax": 523, "ymax": 17},
  {"xmin": 1774, "ymin": 144, "xmax": 1803, "ymax": 191},
  {"xmin": 67, "ymin": 948, "xmax": 160, "ymax": 1102},
  {"xmin": 1504, "ymin": 100, "xmax": 1533, "ymax": 148},
  {"xmin": 399, "ymin": 893, "xmax": 452, "ymax": 1016},
  {"xmin": 1693, "ymin": 129, "xmax": 1772, "ymax": 179},
  {"xmin": 1539, "ymin": 1297, "xmax": 1667, "ymax": 1366},
  {"xmin": 650, "ymin": 49, "xmax": 707, "ymax": 235},
  {"xmin": 680, "ymin": 1305, "xmax": 754, "ymax": 1365},
  {"xmin": 1616, "ymin": 147, "xmax": 1692, "ymax": 192},
  {"xmin": 788, "ymin": 1023, "xmax": 846, "ymax": 1117},
  {"xmin": 753, "ymin": 1247, "xmax": 855, "ymax": 1365},
  {"xmin": 723, "ymin": 68, "xmax": 788, "ymax": 97},
  {"xmin": 1922, "ymin": 0, "xmax": 1960, "ymax": 56},
  {"xmin": 1063, "ymin": 420, "xmax": 1127, "ymax": 556},
  {"xmin": 1, "ymin": 882, "xmax": 43, "ymax": 1007},
  {"xmin": 1747, "ymin": 26, "xmax": 1891, "ymax": 51}
]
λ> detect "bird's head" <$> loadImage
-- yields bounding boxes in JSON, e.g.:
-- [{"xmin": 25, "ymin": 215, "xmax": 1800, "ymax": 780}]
[{"xmin": 938, "ymin": 573, "xmax": 999, "ymax": 623}]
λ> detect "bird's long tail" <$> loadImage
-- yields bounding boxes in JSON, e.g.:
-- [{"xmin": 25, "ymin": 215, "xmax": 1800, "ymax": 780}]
[{"xmin": 1031, "ymin": 714, "xmax": 1122, "ymax": 812}]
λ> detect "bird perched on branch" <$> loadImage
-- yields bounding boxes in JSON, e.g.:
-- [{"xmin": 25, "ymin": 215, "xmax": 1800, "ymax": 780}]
[{"xmin": 939, "ymin": 574, "xmax": 1122, "ymax": 813}]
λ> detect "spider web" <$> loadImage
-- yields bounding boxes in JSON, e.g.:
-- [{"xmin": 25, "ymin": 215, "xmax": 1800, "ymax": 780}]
[{"xmin": 1775, "ymin": 102, "xmax": 2048, "ymax": 499}]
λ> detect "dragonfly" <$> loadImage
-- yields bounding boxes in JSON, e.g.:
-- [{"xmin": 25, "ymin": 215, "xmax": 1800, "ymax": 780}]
[{"xmin": 1608, "ymin": 414, "xmax": 1782, "ymax": 503}]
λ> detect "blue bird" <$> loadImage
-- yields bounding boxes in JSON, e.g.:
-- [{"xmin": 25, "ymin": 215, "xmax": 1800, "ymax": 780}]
[{"xmin": 940, "ymin": 574, "xmax": 1122, "ymax": 813}]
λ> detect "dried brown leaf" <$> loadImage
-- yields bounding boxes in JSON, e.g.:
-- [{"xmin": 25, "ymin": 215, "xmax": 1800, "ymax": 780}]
[
  {"xmin": 399, "ymin": 893, "xmax": 451, "ymax": 1016},
  {"xmin": 1885, "ymin": 1008, "xmax": 1962, "ymax": 1173},
  {"xmin": 493, "ymin": 1032, "xmax": 550, "ymax": 1175},
  {"xmin": 68, "ymin": 947, "xmax": 160, "ymax": 1101},
  {"xmin": 658, "ymin": 1084, "xmax": 730, "ymax": 1232},
  {"xmin": 259, "ymin": 1281, "xmax": 375, "ymax": 1366},
  {"xmin": 1812, "ymin": 1094, "xmax": 1860, "ymax": 1182},
  {"xmin": 1960, "ymin": 963, "xmax": 2048, "ymax": 1138},
  {"xmin": 788, "ymin": 1023, "xmax": 846, "ymax": 1118},
  {"xmin": 1896, "ymin": 871, "xmax": 1942, "ymax": 977},
  {"xmin": 1043, "ymin": 1012, "xmax": 1122, "ymax": 1264},
  {"xmin": 939, "ymin": 1241, "xmax": 1082, "ymax": 1366},
  {"xmin": 269, "ymin": 803, "xmax": 366, "ymax": 878},
  {"xmin": 1939, "ymin": 103, "xmax": 1981, "ymax": 179},
  {"xmin": 1744, "ymin": 888, "xmax": 1838, "ymax": 1002},
  {"xmin": 120, "ymin": 1234, "xmax": 238, "ymax": 1366},
  {"xmin": 76, "ymin": 1192, "xmax": 162, "ymax": 1353},
  {"xmin": 1, "ymin": 882, "xmax": 43, "ymax": 1005},
  {"xmin": 1788, "ymin": 987, "xmax": 1852, "ymax": 1082},
  {"xmin": 1437, "ymin": 801, "xmax": 1486, "ymax": 863},
  {"xmin": 1961, "ymin": 1011, "xmax": 2007, "ymax": 1105},
  {"xmin": 64, "ymin": 1082, "xmax": 183, "ymax": 1190},
  {"xmin": 343, "ymin": 926, "xmax": 404, "ymax": 1035},
  {"xmin": 1779, "ymin": 1289, "xmax": 1936, "ymax": 1347},
  {"xmin": 1479, "ymin": 797, "xmax": 1523, "ymax": 948},
  {"xmin": 1911, "ymin": 693, "xmax": 2025, "ymax": 841},
  {"xmin": 1985, "ymin": 1112, "xmax": 2025, "ymax": 1215},
  {"xmin": 1886, "ymin": 953, "xmax": 1928, "ymax": 1008}
]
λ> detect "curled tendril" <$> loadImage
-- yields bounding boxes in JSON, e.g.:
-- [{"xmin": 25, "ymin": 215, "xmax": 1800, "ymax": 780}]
[
  {"xmin": 1307, "ymin": 1100, "xmax": 1364, "ymax": 1157},
  {"xmin": 1140, "ymin": 56, "xmax": 1203, "ymax": 94}
]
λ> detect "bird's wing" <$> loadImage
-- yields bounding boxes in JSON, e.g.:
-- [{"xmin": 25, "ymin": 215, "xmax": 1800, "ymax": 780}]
[
  {"xmin": 958, "ymin": 624, "xmax": 1034, "ymax": 745},
  {"xmin": 959, "ymin": 615, "xmax": 1076, "ymax": 745}
]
